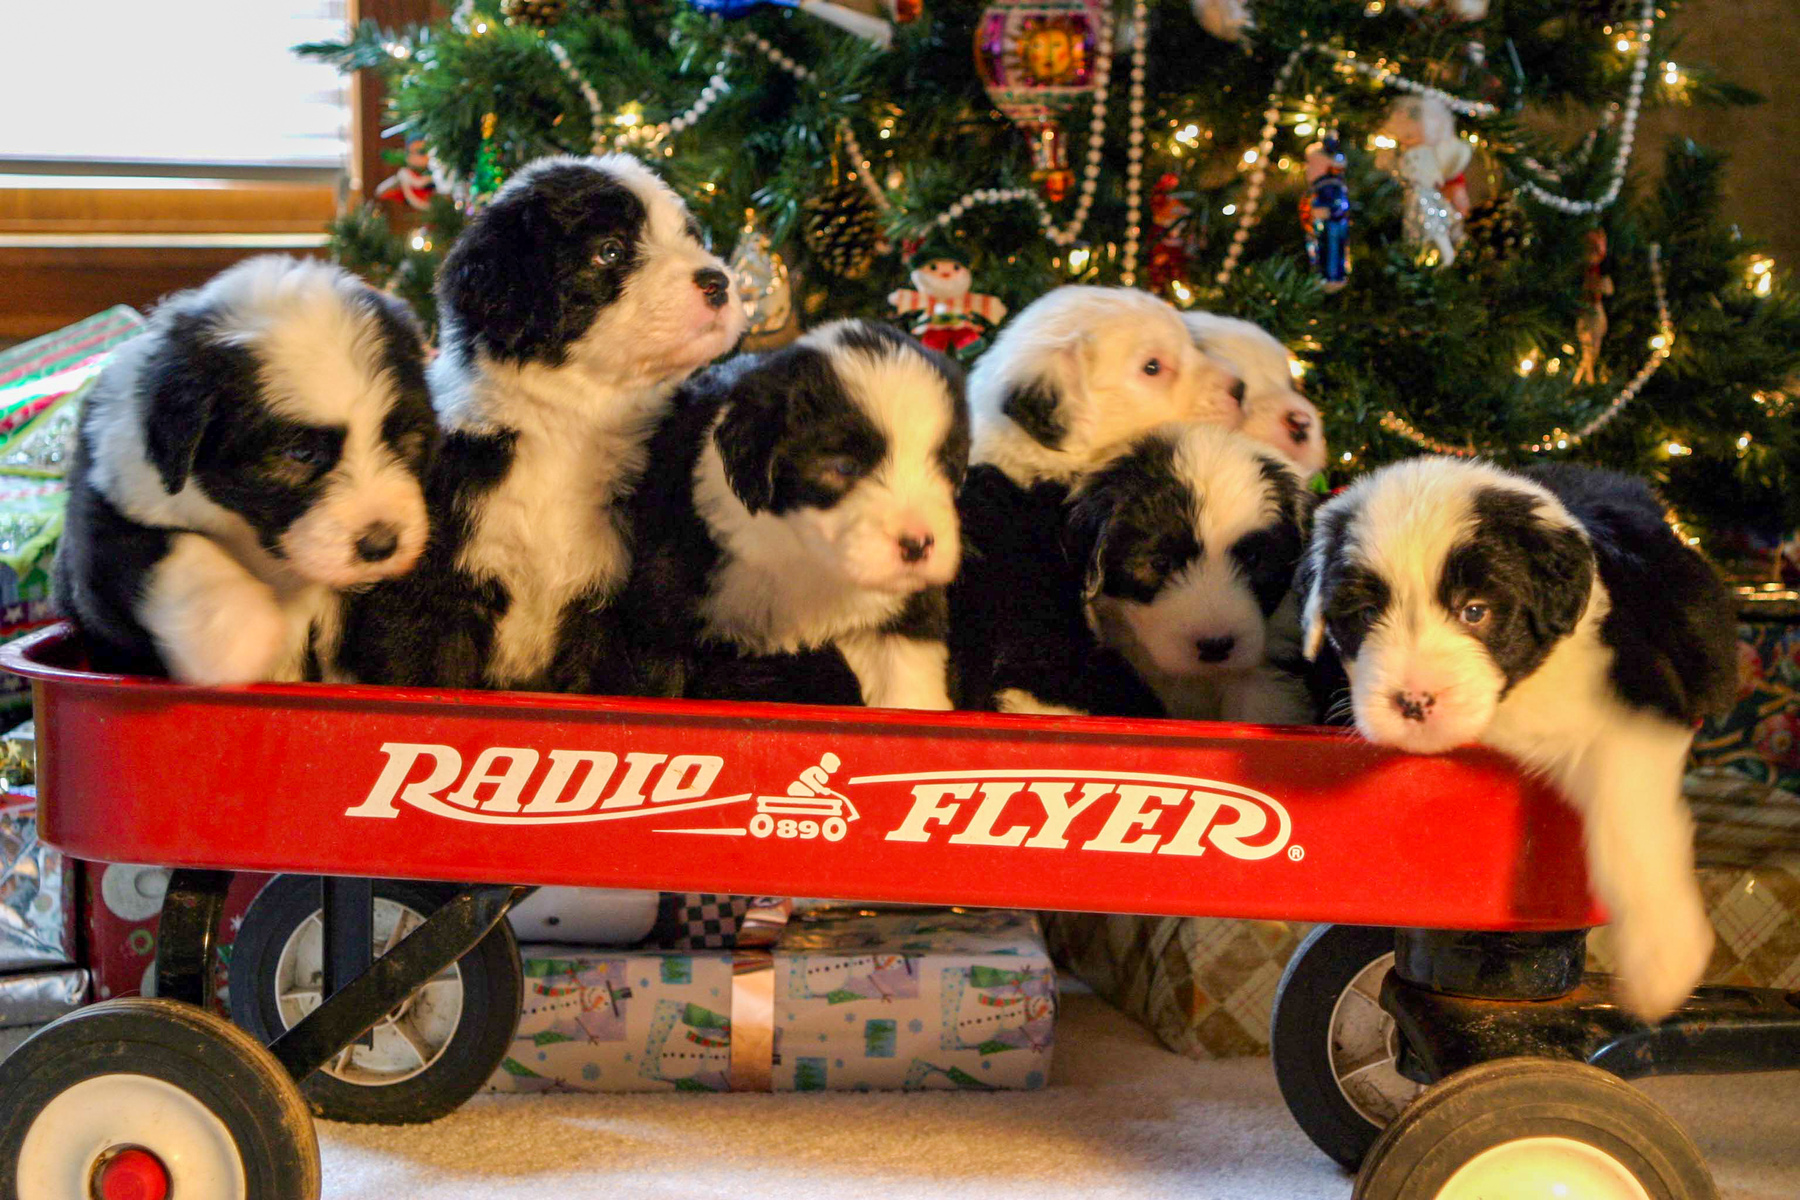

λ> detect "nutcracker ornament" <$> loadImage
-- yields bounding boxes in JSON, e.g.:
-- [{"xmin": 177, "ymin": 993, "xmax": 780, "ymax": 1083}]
[
  {"xmin": 1301, "ymin": 137, "xmax": 1351, "ymax": 291},
  {"xmin": 1572, "ymin": 228, "xmax": 1615, "ymax": 385},
  {"xmin": 888, "ymin": 237, "xmax": 1008, "ymax": 360},
  {"xmin": 973, "ymin": 1, "xmax": 1110, "ymax": 202},
  {"xmin": 373, "ymin": 135, "xmax": 436, "ymax": 212}
]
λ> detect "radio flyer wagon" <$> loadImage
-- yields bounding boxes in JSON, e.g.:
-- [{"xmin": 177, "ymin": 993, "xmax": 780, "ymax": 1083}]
[{"xmin": 3, "ymin": 622, "xmax": 1798, "ymax": 1200}]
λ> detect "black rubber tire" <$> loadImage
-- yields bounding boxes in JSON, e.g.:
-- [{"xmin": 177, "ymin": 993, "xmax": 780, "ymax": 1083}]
[
  {"xmin": 228, "ymin": 875, "xmax": 523, "ymax": 1125},
  {"xmin": 1353, "ymin": 1057, "xmax": 1718, "ymax": 1200},
  {"xmin": 0, "ymin": 997, "xmax": 320, "ymax": 1199},
  {"xmin": 1271, "ymin": 923, "xmax": 1403, "ymax": 1170}
]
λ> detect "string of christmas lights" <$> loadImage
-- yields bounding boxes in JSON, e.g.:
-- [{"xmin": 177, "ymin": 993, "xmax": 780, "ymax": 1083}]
[{"xmin": 1375, "ymin": 243, "xmax": 1673, "ymax": 458}]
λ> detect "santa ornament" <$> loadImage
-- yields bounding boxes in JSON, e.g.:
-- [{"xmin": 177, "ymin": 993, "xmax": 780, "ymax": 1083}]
[
  {"xmin": 1375, "ymin": 97, "xmax": 1473, "ymax": 266},
  {"xmin": 1301, "ymin": 137, "xmax": 1352, "ymax": 290},
  {"xmin": 888, "ymin": 237, "xmax": 1008, "ymax": 360}
]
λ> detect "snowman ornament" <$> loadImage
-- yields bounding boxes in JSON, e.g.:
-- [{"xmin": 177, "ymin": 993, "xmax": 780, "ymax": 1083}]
[{"xmin": 887, "ymin": 238, "xmax": 1008, "ymax": 360}]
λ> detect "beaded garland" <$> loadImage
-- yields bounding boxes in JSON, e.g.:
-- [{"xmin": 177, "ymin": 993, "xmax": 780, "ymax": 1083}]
[
  {"xmin": 1376, "ymin": 243, "xmax": 1673, "ymax": 458},
  {"xmin": 543, "ymin": 4, "xmax": 1149, "ymax": 283}
]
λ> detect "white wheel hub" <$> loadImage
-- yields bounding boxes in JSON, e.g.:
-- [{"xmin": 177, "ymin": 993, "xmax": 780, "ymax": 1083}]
[
  {"xmin": 1328, "ymin": 951, "xmax": 1421, "ymax": 1126},
  {"xmin": 1435, "ymin": 1135, "xmax": 1653, "ymax": 1200},
  {"xmin": 16, "ymin": 1073, "xmax": 246, "ymax": 1200},
  {"xmin": 274, "ymin": 898, "xmax": 463, "ymax": 1086}
]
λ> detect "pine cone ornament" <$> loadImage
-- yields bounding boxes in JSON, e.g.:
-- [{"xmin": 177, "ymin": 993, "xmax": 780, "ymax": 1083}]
[
  {"xmin": 1461, "ymin": 194, "xmax": 1532, "ymax": 266},
  {"xmin": 801, "ymin": 180, "xmax": 880, "ymax": 280},
  {"xmin": 501, "ymin": 0, "xmax": 570, "ymax": 29}
]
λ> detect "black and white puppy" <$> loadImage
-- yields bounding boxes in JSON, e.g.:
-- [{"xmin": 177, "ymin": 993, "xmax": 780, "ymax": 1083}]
[
  {"xmin": 623, "ymin": 320, "xmax": 967, "ymax": 709},
  {"xmin": 1074, "ymin": 425, "xmax": 1316, "ymax": 723},
  {"xmin": 339, "ymin": 154, "xmax": 744, "ymax": 691},
  {"xmin": 952, "ymin": 425, "xmax": 1314, "ymax": 721},
  {"xmin": 56, "ymin": 255, "xmax": 435, "ymax": 684},
  {"xmin": 1297, "ymin": 458, "xmax": 1737, "ymax": 1020},
  {"xmin": 967, "ymin": 285, "xmax": 1243, "ymax": 487}
]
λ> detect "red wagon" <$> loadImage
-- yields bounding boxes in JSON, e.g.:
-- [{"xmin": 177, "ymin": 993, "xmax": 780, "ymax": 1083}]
[{"xmin": 3, "ymin": 622, "xmax": 1796, "ymax": 1200}]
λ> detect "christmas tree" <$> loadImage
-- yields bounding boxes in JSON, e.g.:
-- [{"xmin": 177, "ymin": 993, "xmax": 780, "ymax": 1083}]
[{"xmin": 303, "ymin": 0, "xmax": 1800, "ymax": 568}]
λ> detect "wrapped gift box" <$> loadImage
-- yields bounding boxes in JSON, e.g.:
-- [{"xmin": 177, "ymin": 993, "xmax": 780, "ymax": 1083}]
[
  {"xmin": 1, "ymin": 795, "xmax": 75, "ymax": 973},
  {"xmin": 81, "ymin": 863, "xmax": 271, "ymax": 1013},
  {"xmin": 488, "ymin": 906, "xmax": 1055, "ymax": 1093}
]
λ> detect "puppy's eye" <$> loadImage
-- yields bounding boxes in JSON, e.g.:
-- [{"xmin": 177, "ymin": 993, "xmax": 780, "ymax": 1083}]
[
  {"xmin": 1459, "ymin": 602, "xmax": 1490, "ymax": 627},
  {"xmin": 283, "ymin": 444, "xmax": 327, "ymax": 467},
  {"xmin": 594, "ymin": 238, "xmax": 626, "ymax": 267},
  {"xmin": 1237, "ymin": 543, "xmax": 1261, "ymax": 570},
  {"xmin": 822, "ymin": 456, "xmax": 861, "ymax": 481},
  {"xmin": 1142, "ymin": 358, "xmax": 1162, "ymax": 377}
]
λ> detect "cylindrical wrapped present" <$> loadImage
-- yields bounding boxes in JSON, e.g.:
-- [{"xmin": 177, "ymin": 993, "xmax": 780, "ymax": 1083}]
[{"xmin": 0, "ymin": 798, "xmax": 75, "ymax": 972}]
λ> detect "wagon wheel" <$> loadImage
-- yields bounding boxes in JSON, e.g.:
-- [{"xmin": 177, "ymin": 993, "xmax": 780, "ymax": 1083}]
[
  {"xmin": 0, "ymin": 997, "xmax": 320, "ymax": 1200},
  {"xmin": 1353, "ymin": 1057, "xmax": 1717, "ymax": 1200},
  {"xmin": 229, "ymin": 876, "xmax": 522, "ymax": 1125},
  {"xmin": 1271, "ymin": 924, "xmax": 1421, "ymax": 1169}
]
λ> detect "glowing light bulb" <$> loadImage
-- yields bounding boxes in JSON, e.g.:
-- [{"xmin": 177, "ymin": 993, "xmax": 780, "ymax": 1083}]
[
  {"xmin": 1616, "ymin": 37, "xmax": 1632, "ymax": 52},
  {"xmin": 1222, "ymin": 204, "xmax": 1237, "ymax": 215},
  {"xmin": 1243, "ymin": 150, "xmax": 1259, "ymax": 164},
  {"xmin": 1294, "ymin": 122, "xmax": 1314, "ymax": 138}
]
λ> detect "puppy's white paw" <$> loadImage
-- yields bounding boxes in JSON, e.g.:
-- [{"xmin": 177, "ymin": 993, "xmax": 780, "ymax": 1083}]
[
  {"xmin": 995, "ymin": 688, "xmax": 1087, "ymax": 717},
  {"xmin": 165, "ymin": 585, "xmax": 290, "ymax": 686},
  {"xmin": 1613, "ymin": 889, "xmax": 1714, "ymax": 1023}
]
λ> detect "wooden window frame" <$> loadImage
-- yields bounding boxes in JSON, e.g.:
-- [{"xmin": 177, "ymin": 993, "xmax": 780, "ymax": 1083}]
[{"xmin": 0, "ymin": 0, "xmax": 435, "ymax": 339}]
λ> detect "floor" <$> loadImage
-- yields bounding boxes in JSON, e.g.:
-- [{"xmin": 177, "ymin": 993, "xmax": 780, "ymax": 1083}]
[{"xmin": 318, "ymin": 991, "xmax": 1800, "ymax": 1199}]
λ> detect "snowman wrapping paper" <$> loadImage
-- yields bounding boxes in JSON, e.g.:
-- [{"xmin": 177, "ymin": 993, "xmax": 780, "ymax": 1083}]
[{"xmin": 488, "ymin": 907, "xmax": 1056, "ymax": 1093}]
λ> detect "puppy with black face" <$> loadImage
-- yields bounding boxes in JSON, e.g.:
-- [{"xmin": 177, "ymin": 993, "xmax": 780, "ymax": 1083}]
[
  {"xmin": 1298, "ymin": 458, "xmax": 1737, "ymax": 1020},
  {"xmin": 951, "ymin": 425, "xmax": 1313, "ymax": 721},
  {"xmin": 1072, "ymin": 425, "xmax": 1315, "ymax": 721},
  {"xmin": 55, "ymin": 255, "xmax": 435, "ymax": 684},
  {"xmin": 339, "ymin": 154, "xmax": 744, "ymax": 691},
  {"xmin": 621, "ymin": 320, "xmax": 967, "ymax": 708}
]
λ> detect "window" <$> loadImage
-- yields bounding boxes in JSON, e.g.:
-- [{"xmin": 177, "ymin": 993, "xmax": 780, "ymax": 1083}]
[
  {"xmin": 0, "ymin": 2, "xmax": 350, "ymax": 174},
  {"xmin": 0, "ymin": 1, "xmax": 380, "ymax": 339}
]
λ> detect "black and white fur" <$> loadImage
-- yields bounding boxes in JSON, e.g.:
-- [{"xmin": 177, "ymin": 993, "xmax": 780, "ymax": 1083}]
[
  {"xmin": 1297, "ymin": 458, "xmax": 1737, "ymax": 1020},
  {"xmin": 951, "ymin": 425, "xmax": 1314, "ymax": 721},
  {"xmin": 1075, "ymin": 425, "xmax": 1316, "ymax": 722},
  {"xmin": 622, "ymin": 320, "xmax": 968, "ymax": 709},
  {"xmin": 55, "ymin": 256, "xmax": 435, "ymax": 684},
  {"xmin": 968, "ymin": 285, "xmax": 1243, "ymax": 487},
  {"xmin": 339, "ymin": 154, "xmax": 744, "ymax": 691}
]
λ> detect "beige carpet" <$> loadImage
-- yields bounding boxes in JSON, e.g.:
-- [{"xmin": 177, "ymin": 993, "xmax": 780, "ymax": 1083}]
[{"xmin": 318, "ymin": 991, "xmax": 1800, "ymax": 1199}]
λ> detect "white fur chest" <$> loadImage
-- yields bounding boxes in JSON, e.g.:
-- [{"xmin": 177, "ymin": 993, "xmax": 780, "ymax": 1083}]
[{"xmin": 448, "ymin": 367, "xmax": 662, "ymax": 686}]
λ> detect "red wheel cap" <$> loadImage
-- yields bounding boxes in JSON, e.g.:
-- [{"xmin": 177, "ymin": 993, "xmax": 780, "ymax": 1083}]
[{"xmin": 94, "ymin": 1147, "xmax": 170, "ymax": 1200}]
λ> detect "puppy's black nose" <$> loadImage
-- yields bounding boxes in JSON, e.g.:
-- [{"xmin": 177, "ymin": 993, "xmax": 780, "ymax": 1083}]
[
  {"xmin": 694, "ymin": 268, "xmax": 731, "ymax": 309},
  {"xmin": 1196, "ymin": 636, "xmax": 1236, "ymax": 663},
  {"xmin": 1392, "ymin": 690, "xmax": 1435, "ymax": 723},
  {"xmin": 355, "ymin": 523, "xmax": 400, "ymax": 563},
  {"xmin": 898, "ymin": 533, "xmax": 934, "ymax": 564}
]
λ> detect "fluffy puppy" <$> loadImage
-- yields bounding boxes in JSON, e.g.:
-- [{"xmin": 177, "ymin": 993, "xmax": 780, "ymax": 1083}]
[
  {"xmin": 339, "ymin": 154, "xmax": 744, "ymax": 691},
  {"xmin": 951, "ymin": 425, "xmax": 1314, "ymax": 722},
  {"xmin": 55, "ymin": 256, "xmax": 434, "ymax": 684},
  {"xmin": 967, "ymin": 286, "xmax": 1243, "ymax": 487},
  {"xmin": 1297, "ymin": 458, "xmax": 1737, "ymax": 1020},
  {"xmin": 622, "ymin": 320, "xmax": 967, "ymax": 709},
  {"xmin": 1183, "ymin": 311, "xmax": 1328, "ymax": 478}
]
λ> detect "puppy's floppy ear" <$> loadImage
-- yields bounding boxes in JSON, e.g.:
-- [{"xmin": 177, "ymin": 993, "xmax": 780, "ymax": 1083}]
[
  {"xmin": 1062, "ymin": 468, "xmax": 1125, "ymax": 604},
  {"xmin": 139, "ymin": 312, "xmax": 249, "ymax": 495},
  {"xmin": 1524, "ymin": 514, "xmax": 1594, "ymax": 644},
  {"xmin": 1001, "ymin": 332, "xmax": 1088, "ymax": 450},
  {"xmin": 436, "ymin": 185, "xmax": 575, "ymax": 363},
  {"xmin": 714, "ymin": 357, "xmax": 791, "ymax": 514},
  {"xmin": 1296, "ymin": 547, "xmax": 1327, "ymax": 662}
]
